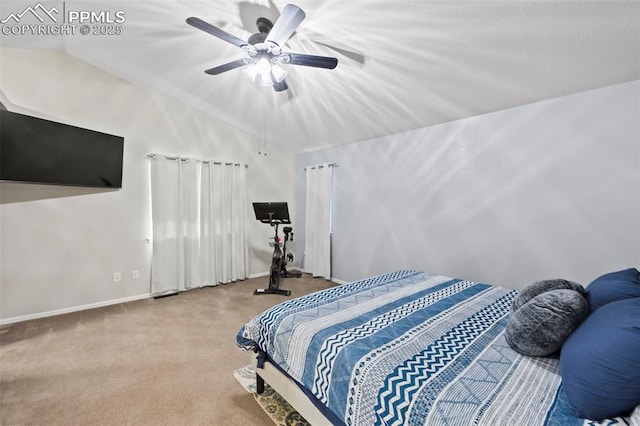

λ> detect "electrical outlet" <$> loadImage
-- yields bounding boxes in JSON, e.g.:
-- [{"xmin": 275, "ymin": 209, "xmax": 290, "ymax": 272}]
[
  {"xmin": 113, "ymin": 272, "xmax": 122, "ymax": 282},
  {"xmin": 131, "ymin": 270, "xmax": 139, "ymax": 280}
]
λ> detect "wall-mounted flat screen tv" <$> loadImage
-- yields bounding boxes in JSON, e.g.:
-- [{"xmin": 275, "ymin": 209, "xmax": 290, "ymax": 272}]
[{"xmin": 0, "ymin": 110, "xmax": 124, "ymax": 188}]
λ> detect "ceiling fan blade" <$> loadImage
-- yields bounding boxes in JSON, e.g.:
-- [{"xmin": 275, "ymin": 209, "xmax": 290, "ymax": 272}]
[
  {"xmin": 266, "ymin": 4, "xmax": 306, "ymax": 47},
  {"xmin": 284, "ymin": 53, "xmax": 338, "ymax": 69},
  {"xmin": 186, "ymin": 17, "xmax": 248, "ymax": 49},
  {"xmin": 272, "ymin": 78, "xmax": 288, "ymax": 92},
  {"xmin": 315, "ymin": 42, "xmax": 365, "ymax": 65},
  {"xmin": 205, "ymin": 59, "xmax": 250, "ymax": 75},
  {"xmin": 293, "ymin": 27, "xmax": 366, "ymax": 65}
]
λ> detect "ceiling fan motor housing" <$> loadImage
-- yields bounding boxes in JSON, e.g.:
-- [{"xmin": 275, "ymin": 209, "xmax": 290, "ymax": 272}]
[
  {"xmin": 256, "ymin": 17, "xmax": 273, "ymax": 34},
  {"xmin": 248, "ymin": 32, "xmax": 267, "ymax": 45},
  {"xmin": 248, "ymin": 17, "xmax": 273, "ymax": 45}
]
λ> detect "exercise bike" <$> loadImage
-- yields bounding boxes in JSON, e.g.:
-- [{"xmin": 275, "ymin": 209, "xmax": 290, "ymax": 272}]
[{"xmin": 252, "ymin": 202, "xmax": 301, "ymax": 296}]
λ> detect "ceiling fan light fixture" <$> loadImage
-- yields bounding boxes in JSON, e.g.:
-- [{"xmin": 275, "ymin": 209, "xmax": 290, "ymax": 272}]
[
  {"xmin": 243, "ymin": 63, "xmax": 258, "ymax": 81},
  {"xmin": 244, "ymin": 59, "xmax": 287, "ymax": 87},
  {"xmin": 271, "ymin": 64, "xmax": 287, "ymax": 83},
  {"xmin": 255, "ymin": 57, "xmax": 272, "ymax": 77},
  {"xmin": 259, "ymin": 74, "xmax": 273, "ymax": 86}
]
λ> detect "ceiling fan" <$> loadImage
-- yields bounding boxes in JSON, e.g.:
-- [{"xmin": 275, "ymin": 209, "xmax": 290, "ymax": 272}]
[{"xmin": 186, "ymin": 4, "xmax": 338, "ymax": 92}]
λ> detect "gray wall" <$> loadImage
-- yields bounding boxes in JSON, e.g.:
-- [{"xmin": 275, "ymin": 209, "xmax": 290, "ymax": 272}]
[
  {"xmin": 0, "ymin": 48, "xmax": 296, "ymax": 322},
  {"xmin": 295, "ymin": 80, "xmax": 640, "ymax": 289}
]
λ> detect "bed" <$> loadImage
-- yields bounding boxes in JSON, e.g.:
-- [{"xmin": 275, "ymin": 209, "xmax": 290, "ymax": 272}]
[{"xmin": 236, "ymin": 270, "xmax": 636, "ymax": 425}]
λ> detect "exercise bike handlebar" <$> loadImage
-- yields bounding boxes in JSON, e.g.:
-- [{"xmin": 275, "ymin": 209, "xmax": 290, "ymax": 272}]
[
  {"xmin": 253, "ymin": 202, "xmax": 291, "ymax": 224},
  {"xmin": 259, "ymin": 217, "xmax": 290, "ymax": 225}
]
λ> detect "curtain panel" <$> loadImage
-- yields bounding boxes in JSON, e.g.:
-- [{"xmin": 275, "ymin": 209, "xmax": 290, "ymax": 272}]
[
  {"xmin": 304, "ymin": 163, "xmax": 333, "ymax": 278},
  {"xmin": 149, "ymin": 155, "xmax": 248, "ymax": 296}
]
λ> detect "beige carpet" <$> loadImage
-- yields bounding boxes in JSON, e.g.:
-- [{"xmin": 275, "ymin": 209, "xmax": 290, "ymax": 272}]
[{"xmin": 0, "ymin": 275, "xmax": 336, "ymax": 425}]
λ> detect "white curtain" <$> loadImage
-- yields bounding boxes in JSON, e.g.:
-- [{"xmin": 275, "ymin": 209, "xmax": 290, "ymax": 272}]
[
  {"xmin": 200, "ymin": 161, "xmax": 248, "ymax": 285},
  {"xmin": 304, "ymin": 163, "xmax": 333, "ymax": 278},
  {"xmin": 149, "ymin": 155, "xmax": 247, "ymax": 296}
]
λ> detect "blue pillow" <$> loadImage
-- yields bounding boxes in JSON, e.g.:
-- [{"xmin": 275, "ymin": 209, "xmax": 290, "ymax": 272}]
[
  {"xmin": 586, "ymin": 268, "xmax": 640, "ymax": 311},
  {"xmin": 559, "ymin": 297, "xmax": 640, "ymax": 420}
]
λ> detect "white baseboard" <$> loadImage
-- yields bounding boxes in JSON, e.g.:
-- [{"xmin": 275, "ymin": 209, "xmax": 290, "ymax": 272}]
[
  {"xmin": 248, "ymin": 266, "xmax": 303, "ymax": 280},
  {"xmin": 1, "ymin": 272, "xmax": 346, "ymax": 325},
  {"xmin": 0, "ymin": 293, "xmax": 152, "ymax": 326},
  {"xmin": 248, "ymin": 271, "xmax": 270, "ymax": 279}
]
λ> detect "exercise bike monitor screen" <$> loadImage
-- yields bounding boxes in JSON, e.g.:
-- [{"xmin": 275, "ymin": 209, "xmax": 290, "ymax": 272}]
[{"xmin": 253, "ymin": 202, "xmax": 291, "ymax": 224}]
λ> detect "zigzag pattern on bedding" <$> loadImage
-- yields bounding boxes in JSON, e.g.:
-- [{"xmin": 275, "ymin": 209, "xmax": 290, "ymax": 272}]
[
  {"xmin": 282, "ymin": 274, "xmax": 455, "ymax": 378},
  {"xmin": 268, "ymin": 271, "xmax": 440, "ymax": 370},
  {"xmin": 309, "ymin": 279, "xmax": 478, "ymax": 405},
  {"xmin": 343, "ymin": 286, "xmax": 515, "ymax": 425},
  {"xmin": 336, "ymin": 281, "xmax": 508, "ymax": 424},
  {"xmin": 372, "ymin": 291, "xmax": 515, "ymax": 426},
  {"xmin": 411, "ymin": 327, "xmax": 517, "ymax": 425},
  {"xmin": 238, "ymin": 270, "xmax": 422, "ymax": 352}
]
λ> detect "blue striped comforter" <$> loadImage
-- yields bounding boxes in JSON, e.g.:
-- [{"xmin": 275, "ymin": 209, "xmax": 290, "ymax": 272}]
[{"xmin": 237, "ymin": 270, "xmax": 632, "ymax": 425}]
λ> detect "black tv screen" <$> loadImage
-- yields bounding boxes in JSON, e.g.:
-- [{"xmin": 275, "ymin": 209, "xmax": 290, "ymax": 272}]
[{"xmin": 0, "ymin": 110, "xmax": 124, "ymax": 188}]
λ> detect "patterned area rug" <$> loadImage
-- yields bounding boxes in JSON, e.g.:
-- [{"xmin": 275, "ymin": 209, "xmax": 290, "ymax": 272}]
[{"xmin": 233, "ymin": 365, "xmax": 310, "ymax": 426}]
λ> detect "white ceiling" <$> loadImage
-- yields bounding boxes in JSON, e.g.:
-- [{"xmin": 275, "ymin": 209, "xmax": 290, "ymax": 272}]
[{"xmin": 2, "ymin": 0, "xmax": 639, "ymax": 154}]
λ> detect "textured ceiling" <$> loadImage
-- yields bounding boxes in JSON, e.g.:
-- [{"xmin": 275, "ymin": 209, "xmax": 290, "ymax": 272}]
[{"xmin": 1, "ymin": 0, "xmax": 639, "ymax": 154}]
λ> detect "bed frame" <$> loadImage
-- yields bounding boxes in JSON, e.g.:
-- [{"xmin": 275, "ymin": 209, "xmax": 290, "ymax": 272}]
[{"xmin": 250, "ymin": 353, "xmax": 332, "ymax": 425}]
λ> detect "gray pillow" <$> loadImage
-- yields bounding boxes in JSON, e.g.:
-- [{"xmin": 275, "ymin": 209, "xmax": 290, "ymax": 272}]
[
  {"xmin": 511, "ymin": 279, "xmax": 586, "ymax": 312},
  {"xmin": 505, "ymin": 289, "xmax": 589, "ymax": 357}
]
